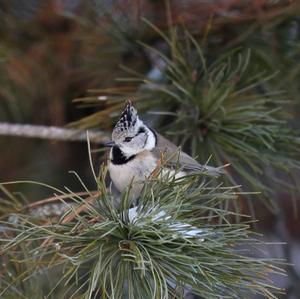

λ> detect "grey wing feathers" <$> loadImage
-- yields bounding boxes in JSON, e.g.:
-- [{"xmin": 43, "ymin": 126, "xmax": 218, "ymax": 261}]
[{"xmin": 152, "ymin": 132, "xmax": 222, "ymax": 177}]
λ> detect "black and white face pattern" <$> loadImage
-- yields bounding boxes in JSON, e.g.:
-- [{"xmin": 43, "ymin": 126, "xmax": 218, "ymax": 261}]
[{"xmin": 111, "ymin": 102, "xmax": 156, "ymax": 156}]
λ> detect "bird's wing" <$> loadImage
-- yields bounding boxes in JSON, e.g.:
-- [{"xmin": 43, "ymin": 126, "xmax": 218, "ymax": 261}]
[{"xmin": 152, "ymin": 132, "xmax": 222, "ymax": 177}]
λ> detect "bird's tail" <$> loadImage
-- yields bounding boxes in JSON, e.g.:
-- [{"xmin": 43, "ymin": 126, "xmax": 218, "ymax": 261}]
[{"xmin": 203, "ymin": 164, "xmax": 229, "ymax": 177}]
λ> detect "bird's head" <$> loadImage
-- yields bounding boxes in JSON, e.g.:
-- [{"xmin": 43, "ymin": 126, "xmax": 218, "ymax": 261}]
[{"xmin": 106, "ymin": 101, "xmax": 156, "ymax": 156}]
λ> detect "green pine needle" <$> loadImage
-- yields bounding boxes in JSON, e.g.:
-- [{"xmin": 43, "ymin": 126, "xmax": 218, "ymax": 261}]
[
  {"xmin": 0, "ymin": 165, "xmax": 284, "ymax": 299},
  {"xmin": 75, "ymin": 22, "xmax": 300, "ymax": 209}
]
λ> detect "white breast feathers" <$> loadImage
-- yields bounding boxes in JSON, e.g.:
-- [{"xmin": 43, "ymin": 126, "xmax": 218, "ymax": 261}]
[{"xmin": 108, "ymin": 151, "xmax": 157, "ymax": 199}]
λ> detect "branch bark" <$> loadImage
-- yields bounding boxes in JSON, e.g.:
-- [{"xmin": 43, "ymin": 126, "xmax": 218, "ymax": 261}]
[{"xmin": 0, "ymin": 122, "xmax": 110, "ymax": 144}]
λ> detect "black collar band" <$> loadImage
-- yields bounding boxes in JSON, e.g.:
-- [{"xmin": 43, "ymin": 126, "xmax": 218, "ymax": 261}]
[
  {"xmin": 111, "ymin": 146, "xmax": 136, "ymax": 165},
  {"xmin": 149, "ymin": 127, "xmax": 158, "ymax": 146}
]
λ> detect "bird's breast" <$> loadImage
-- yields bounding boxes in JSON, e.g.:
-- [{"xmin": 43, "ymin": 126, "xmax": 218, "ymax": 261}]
[{"xmin": 108, "ymin": 151, "xmax": 158, "ymax": 195}]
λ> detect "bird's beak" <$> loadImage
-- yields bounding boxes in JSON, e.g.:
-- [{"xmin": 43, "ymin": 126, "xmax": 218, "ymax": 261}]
[{"xmin": 104, "ymin": 141, "xmax": 115, "ymax": 147}]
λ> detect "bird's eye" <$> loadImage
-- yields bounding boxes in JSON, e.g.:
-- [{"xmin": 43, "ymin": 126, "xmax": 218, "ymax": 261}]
[{"xmin": 124, "ymin": 137, "xmax": 133, "ymax": 142}]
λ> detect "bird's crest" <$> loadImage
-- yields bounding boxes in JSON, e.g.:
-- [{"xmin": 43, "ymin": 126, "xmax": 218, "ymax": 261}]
[{"xmin": 112, "ymin": 100, "xmax": 140, "ymax": 139}]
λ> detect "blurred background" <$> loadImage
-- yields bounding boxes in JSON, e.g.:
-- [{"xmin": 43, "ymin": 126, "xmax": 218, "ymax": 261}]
[{"xmin": 0, "ymin": 0, "xmax": 300, "ymax": 298}]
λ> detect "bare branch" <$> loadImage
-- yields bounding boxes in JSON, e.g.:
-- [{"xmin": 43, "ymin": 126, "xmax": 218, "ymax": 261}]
[{"xmin": 0, "ymin": 122, "xmax": 110, "ymax": 144}]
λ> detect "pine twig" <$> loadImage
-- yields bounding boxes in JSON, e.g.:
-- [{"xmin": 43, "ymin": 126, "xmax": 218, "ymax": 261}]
[{"xmin": 0, "ymin": 122, "xmax": 110, "ymax": 144}]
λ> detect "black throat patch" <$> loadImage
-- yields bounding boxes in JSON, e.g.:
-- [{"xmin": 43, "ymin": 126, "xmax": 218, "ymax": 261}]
[{"xmin": 111, "ymin": 146, "xmax": 136, "ymax": 165}]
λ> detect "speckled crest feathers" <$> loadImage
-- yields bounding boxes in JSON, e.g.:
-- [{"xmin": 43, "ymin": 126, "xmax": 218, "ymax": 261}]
[{"xmin": 112, "ymin": 100, "xmax": 140, "ymax": 140}]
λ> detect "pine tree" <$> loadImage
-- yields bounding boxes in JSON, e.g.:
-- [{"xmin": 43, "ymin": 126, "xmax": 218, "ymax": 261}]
[{"xmin": 1, "ymin": 1, "xmax": 300, "ymax": 298}]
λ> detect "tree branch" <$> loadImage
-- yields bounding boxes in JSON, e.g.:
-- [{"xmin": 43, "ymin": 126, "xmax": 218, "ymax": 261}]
[{"xmin": 0, "ymin": 122, "xmax": 110, "ymax": 144}]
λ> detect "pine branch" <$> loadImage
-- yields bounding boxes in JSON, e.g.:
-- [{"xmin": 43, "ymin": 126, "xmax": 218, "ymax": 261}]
[
  {"xmin": 0, "ymin": 165, "xmax": 284, "ymax": 299},
  {"xmin": 0, "ymin": 122, "xmax": 110, "ymax": 144},
  {"xmin": 75, "ymin": 23, "xmax": 300, "ymax": 209}
]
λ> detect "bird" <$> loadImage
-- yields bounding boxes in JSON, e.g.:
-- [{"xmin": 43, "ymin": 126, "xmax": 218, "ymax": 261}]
[{"xmin": 105, "ymin": 100, "xmax": 223, "ymax": 200}]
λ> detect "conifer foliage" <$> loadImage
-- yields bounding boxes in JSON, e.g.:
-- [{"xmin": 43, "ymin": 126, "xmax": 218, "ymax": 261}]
[
  {"xmin": 1, "ymin": 163, "xmax": 283, "ymax": 298},
  {"xmin": 1, "ymin": 1, "xmax": 300, "ymax": 298}
]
